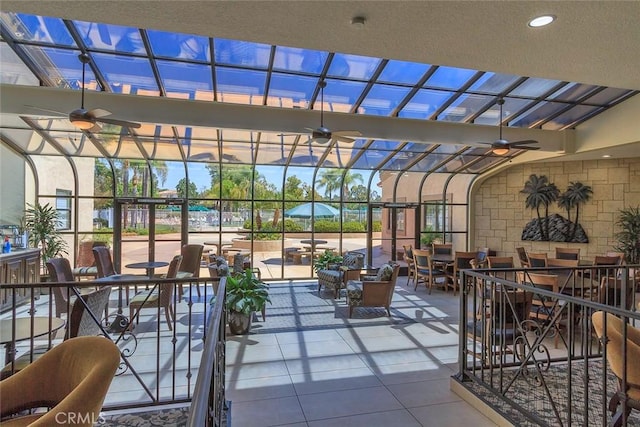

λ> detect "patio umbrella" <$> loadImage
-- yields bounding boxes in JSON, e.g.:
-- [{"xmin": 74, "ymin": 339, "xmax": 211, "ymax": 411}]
[{"xmin": 284, "ymin": 202, "xmax": 339, "ymax": 219}]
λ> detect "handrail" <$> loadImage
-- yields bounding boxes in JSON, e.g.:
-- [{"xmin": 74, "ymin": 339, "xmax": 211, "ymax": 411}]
[{"xmin": 187, "ymin": 277, "xmax": 227, "ymax": 426}]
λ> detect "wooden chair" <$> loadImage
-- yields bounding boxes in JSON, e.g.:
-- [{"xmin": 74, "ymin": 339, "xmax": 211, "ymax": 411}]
[
  {"xmin": 592, "ymin": 311, "xmax": 640, "ymax": 427},
  {"xmin": 522, "ymin": 272, "xmax": 566, "ymax": 348},
  {"xmin": 555, "ymin": 247, "xmax": 580, "ymax": 260},
  {"xmin": 46, "ymin": 257, "xmax": 78, "ymax": 317},
  {"xmin": 475, "ymin": 247, "xmax": 490, "ymax": 268},
  {"xmin": 487, "ymin": 256, "xmax": 514, "ymax": 269},
  {"xmin": 403, "ymin": 244, "xmax": 415, "ymax": 287},
  {"xmin": 606, "ymin": 251, "xmax": 626, "ymax": 265},
  {"xmin": 598, "ymin": 277, "xmax": 634, "ymax": 310},
  {"xmin": 432, "ymin": 243, "xmax": 453, "ymax": 256},
  {"xmin": 177, "ymin": 244, "xmax": 204, "ymax": 297},
  {"xmin": 468, "ymin": 287, "xmax": 532, "ymax": 365},
  {"xmin": 446, "ymin": 251, "xmax": 477, "ymax": 295},
  {"xmin": 129, "ymin": 255, "xmax": 182, "ymax": 331},
  {"xmin": 93, "ymin": 246, "xmax": 135, "ymax": 304},
  {"xmin": 346, "ymin": 264, "xmax": 400, "ymax": 318},
  {"xmin": 0, "ymin": 336, "xmax": 120, "ymax": 427},
  {"xmin": 413, "ymin": 248, "xmax": 446, "ymax": 293},
  {"xmin": 516, "ymin": 247, "xmax": 530, "ymax": 268},
  {"xmin": 527, "ymin": 252, "xmax": 548, "ymax": 268}
]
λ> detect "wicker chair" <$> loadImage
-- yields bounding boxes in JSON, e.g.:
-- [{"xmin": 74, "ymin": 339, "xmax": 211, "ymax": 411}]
[
  {"xmin": 317, "ymin": 251, "xmax": 364, "ymax": 298},
  {"xmin": 346, "ymin": 263, "xmax": 400, "ymax": 318}
]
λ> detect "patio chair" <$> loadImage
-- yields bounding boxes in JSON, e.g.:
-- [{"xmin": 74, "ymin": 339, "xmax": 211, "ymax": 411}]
[
  {"xmin": 432, "ymin": 243, "xmax": 453, "ymax": 256},
  {"xmin": 468, "ymin": 286, "xmax": 532, "ymax": 365},
  {"xmin": 72, "ymin": 241, "xmax": 107, "ymax": 280},
  {"xmin": 46, "ymin": 257, "xmax": 78, "ymax": 317},
  {"xmin": 129, "ymin": 255, "xmax": 182, "ymax": 331},
  {"xmin": 527, "ymin": 252, "xmax": 548, "ymax": 268},
  {"xmin": 555, "ymin": 247, "xmax": 580, "ymax": 260},
  {"xmin": 446, "ymin": 251, "xmax": 478, "ymax": 295},
  {"xmin": 317, "ymin": 251, "xmax": 364, "ymax": 298},
  {"xmin": 0, "ymin": 336, "xmax": 120, "ymax": 427},
  {"xmin": 93, "ymin": 245, "xmax": 135, "ymax": 304},
  {"xmin": 592, "ymin": 311, "xmax": 640, "ymax": 427},
  {"xmin": 346, "ymin": 263, "xmax": 399, "ymax": 318},
  {"xmin": 177, "ymin": 244, "xmax": 204, "ymax": 297},
  {"xmin": 413, "ymin": 248, "xmax": 446, "ymax": 293},
  {"xmin": 516, "ymin": 247, "xmax": 530, "ymax": 268},
  {"xmin": 402, "ymin": 244, "xmax": 415, "ymax": 287},
  {"xmin": 522, "ymin": 272, "xmax": 567, "ymax": 349}
]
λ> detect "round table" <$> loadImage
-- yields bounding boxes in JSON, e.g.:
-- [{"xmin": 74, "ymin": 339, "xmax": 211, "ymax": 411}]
[
  {"xmin": 125, "ymin": 261, "xmax": 169, "ymax": 277},
  {"xmin": 0, "ymin": 317, "xmax": 65, "ymax": 364}
]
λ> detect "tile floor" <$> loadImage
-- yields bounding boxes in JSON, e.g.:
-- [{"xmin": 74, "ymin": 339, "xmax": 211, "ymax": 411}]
[{"xmin": 225, "ymin": 276, "xmax": 499, "ymax": 427}]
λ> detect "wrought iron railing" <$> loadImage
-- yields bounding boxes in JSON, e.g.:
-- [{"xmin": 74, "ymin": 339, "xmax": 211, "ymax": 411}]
[
  {"xmin": 456, "ymin": 264, "xmax": 640, "ymax": 426},
  {"xmin": 0, "ymin": 276, "xmax": 222, "ymax": 412},
  {"xmin": 187, "ymin": 277, "xmax": 228, "ymax": 426}
]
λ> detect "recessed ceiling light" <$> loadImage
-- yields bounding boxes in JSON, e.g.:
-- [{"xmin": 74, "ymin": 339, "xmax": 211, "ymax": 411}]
[
  {"xmin": 351, "ymin": 16, "xmax": 366, "ymax": 29},
  {"xmin": 528, "ymin": 15, "xmax": 556, "ymax": 28},
  {"xmin": 602, "ymin": 154, "xmax": 611, "ymax": 158}
]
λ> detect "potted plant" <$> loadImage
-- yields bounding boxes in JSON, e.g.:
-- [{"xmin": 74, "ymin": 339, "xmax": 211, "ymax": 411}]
[
  {"xmin": 614, "ymin": 206, "xmax": 640, "ymax": 264},
  {"xmin": 225, "ymin": 269, "xmax": 270, "ymax": 335},
  {"xmin": 420, "ymin": 226, "xmax": 438, "ymax": 249},
  {"xmin": 24, "ymin": 202, "xmax": 68, "ymax": 270},
  {"xmin": 313, "ymin": 250, "xmax": 343, "ymax": 274}
]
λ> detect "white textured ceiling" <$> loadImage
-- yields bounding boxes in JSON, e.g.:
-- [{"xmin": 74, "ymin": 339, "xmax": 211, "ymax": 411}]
[{"xmin": 3, "ymin": 0, "xmax": 639, "ymax": 90}]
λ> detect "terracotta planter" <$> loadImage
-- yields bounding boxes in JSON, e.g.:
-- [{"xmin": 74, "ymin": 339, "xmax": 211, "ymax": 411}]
[{"xmin": 228, "ymin": 311, "xmax": 252, "ymax": 335}]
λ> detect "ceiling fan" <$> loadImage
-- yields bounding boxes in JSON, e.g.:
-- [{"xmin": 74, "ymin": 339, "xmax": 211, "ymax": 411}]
[
  {"xmin": 29, "ymin": 53, "xmax": 141, "ymax": 131},
  {"xmin": 303, "ymin": 80, "xmax": 361, "ymax": 144},
  {"xmin": 477, "ymin": 98, "xmax": 539, "ymax": 155}
]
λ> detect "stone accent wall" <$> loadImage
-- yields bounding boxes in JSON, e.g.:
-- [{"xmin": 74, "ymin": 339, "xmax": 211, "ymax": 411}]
[{"xmin": 472, "ymin": 158, "xmax": 640, "ymax": 262}]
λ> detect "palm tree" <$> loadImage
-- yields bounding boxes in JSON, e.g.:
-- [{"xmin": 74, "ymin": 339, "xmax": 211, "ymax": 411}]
[
  {"xmin": 521, "ymin": 174, "xmax": 549, "ymax": 239},
  {"xmin": 316, "ymin": 170, "xmax": 341, "ymax": 200},
  {"xmin": 341, "ymin": 171, "xmax": 363, "ymax": 201},
  {"xmin": 542, "ymin": 182, "xmax": 560, "ymax": 239},
  {"xmin": 557, "ymin": 192, "xmax": 574, "ymax": 241},
  {"xmin": 564, "ymin": 181, "xmax": 593, "ymax": 241}
]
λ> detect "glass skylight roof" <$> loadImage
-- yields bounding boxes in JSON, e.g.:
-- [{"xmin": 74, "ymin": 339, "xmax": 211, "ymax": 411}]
[{"xmin": 0, "ymin": 10, "xmax": 637, "ymax": 177}]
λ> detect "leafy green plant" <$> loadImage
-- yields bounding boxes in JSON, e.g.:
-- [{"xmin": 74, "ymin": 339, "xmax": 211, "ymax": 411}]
[
  {"xmin": 313, "ymin": 250, "xmax": 343, "ymax": 273},
  {"xmin": 420, "ymin": 225, "xmax": 438, "ymax": 247},
  {"xmin": 225, "ymin": 269, "xmax": 271, "ymax": 315},
  {"xmin": 24, "ymin": 202, "xmax": 68, "ymax": 262},
  {"xmin": 614, "ymin": 206, "xmax": 640, "ymax": 264},
  {"xmin": 313, "ymin": 220, "xmax": 365, "ymax": 233}
]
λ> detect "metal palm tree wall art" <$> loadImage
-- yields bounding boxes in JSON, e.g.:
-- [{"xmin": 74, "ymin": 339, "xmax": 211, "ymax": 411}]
[{"xmin": 520, "ymin": 174, "xmax": 592, "ymax": 242}]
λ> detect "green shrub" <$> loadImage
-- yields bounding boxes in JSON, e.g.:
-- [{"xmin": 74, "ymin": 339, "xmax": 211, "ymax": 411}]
[
  {"xmin": 313, "ymin": 220, "xmax": 340, "ymax": 232},
  {"xmin": 283, "ymin": 219, "xmax": 303, "ymax": 232},
  {"xmin": 371, "ymin": 221, "xmax": 382, "ymax": 232},
  {"xmin": 342, "ymin": 221, "xmax": 365, "ymax": 232}
]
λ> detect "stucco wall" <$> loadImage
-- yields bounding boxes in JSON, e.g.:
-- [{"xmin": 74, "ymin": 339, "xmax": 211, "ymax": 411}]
[{"xmin": 472, "ymin": 158, "xmax": 640, "ymax": 261}]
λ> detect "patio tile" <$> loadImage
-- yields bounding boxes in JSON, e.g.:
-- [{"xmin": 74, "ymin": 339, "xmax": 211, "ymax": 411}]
[
  {"xmin": 290, "ymin": 366, "xmax": 381, "ymax": 395},
  {"xmin": 284, "ymin": 353, "xmax": 369, "ymax": 375},
  {"xmin": 306, "ymin": 409, "xmax": 421, "ymax": 427},
  {"xmin": 298, "ymin": 386, "xmax": 403, "ymax": 421},
  {"xmin": 226, "ymin": 375, "xmax": 296, "ymax": 402},
  {"xmin": 408, "ymin": 400, "xmax": 498, "ymax": 426},
  {"xmin": 231, "ymin": 396, "xmax": 306, "ymax": 426},
  {"xmin": 386, "ymin": 378, "xmax": 462, "ymax": 408}
]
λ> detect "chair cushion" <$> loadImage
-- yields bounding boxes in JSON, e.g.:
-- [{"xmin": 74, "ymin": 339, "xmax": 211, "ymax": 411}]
[
  {"xmin": 343, "ymin": 252, "xmax": 364, "ymax": 269},
  {"xmin": 346, "ymin": 281, "xmax": 363, "ymax": 302},
  {"xmin": 130, "ymin": 290, "xmax": 159, "ymax": 305},
  {"xmin": 376, "ymin": 264, "xmax": 394, "ymax": 282},
  {"xmin": 176, "ymin": 271, "xmax": 194, "ymax": 279},
  {"xmin": 318, "ymin": 269, "xmax": 341, "ymax": 283},
  {"xmin": 72, "ymin": 266, "xmax": 98, "ymax": 276}
]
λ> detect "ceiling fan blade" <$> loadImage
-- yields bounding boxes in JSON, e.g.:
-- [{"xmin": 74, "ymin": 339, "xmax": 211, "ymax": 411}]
[
  {"xmin": 507, "ymin": 139, "xmax": 538, "ymax": 146},
  {"xmin": 87, "ymin": 122, "xmax": 102, "ymax": 132},
  {"xmin": 510, "ymin": 145, "xmax": 541, "ymax": 150},
  {"xmin": 334, "ymin": 135, "xmax": 355, "ymax": 144},
  {"xmin": 87, "ymin": 108, "xmax": 112, "ymax": 118},
  {"xmin": 333, "ymin": 130, "xmax": 362, "ymax": 137},
  {"xmin": 95, "ymin": 117, "xmax": 141, "ymax": 129}
]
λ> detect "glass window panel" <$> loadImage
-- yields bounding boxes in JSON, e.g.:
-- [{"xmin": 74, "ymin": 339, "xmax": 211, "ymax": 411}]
[
  {"xmin": 0, "ymin": 43, "xmax": 39, "ymax": 85},
  {"xmin": 542, "ymin": 105, "xmax": 601, "ymax": 130},
  {"xmin": 185, "ymin": 139, "xmax": 219, "ymax": 162},
  {"xmin": 156, "ymin": 60, "xmax": 213, "ymax": 99},
  {"xmin": 74, "ymin": 21, "xmax": 144, "ymax": 53},
  {"xmin": 548, "ymin": 82, "xmax": 598, "ymax": 102},
  {"xmin": 21, "ymin": 46, "xmax": 89, "ymax": 90},
  {"xmin": 322, "ymin": 79, "xmax": 368, "ymax": 112},
  {"xmin": 221, "ymin": 141, "xmax": 256, "ymax": 163},
  {"xmin": 0, "ymin": 127, "xmax": 50, "ymax": 154},
  {"xmin": 216, "ymin": 67, "xmax": 266, "ymax": 104},
  {"xmin": 398, "ymin": 89, "xmax": 454, "ymax": 119},
  {"xmin": 320, "ymin": 145, "xmax": 359, "ymax": 169},
  {"xmin": 266, "ymin": 73, "xmax": 316, "ymax": 108},
  {"xmin": 2, "ymin": 13, "xmax": 74, "ymax": 45},
  {"xmin": 474, "ymin": 97, "xmax": 532, "ymax": 125},
  {"xmin": 92, "ymin": 53, "xmax": 159, "ymax": 95},
  {"xmin": 152, "ymin": 161, "xmax": 184, "ymax": 197},
  {"xmin": 438, "ymin": 93, "xmax": 493, "ymax": 122},
  {"xmin": 510, "ymin": 101, "xmax": 571, "ymax": 127},
  {"xmin": 138, "ymin": 136, "xmax": 183, "ymax": 160},
  {"xmin": 435, "ymin": 155, "xmax": 466, "ymax": 173},
  {"xmin": 273, "ymin": 46, "xmax": 328, "ymax": 73},
  {"xmin": 220, "ymin": 165, "xmax": 255, "ymax": 199},
  {"xmin": 256, "ymin": 142, "xmax": 295, "ymax": 165},
  {"xmin": 93, "ymin": 158, "xmax": 114, "ymax": 198},
  {"xmin": 408, "ymin": 153, "xmax": 456, "ymax": 173},
  {"xmin": 255, "ymin": 165, "xmax": 284, "ymax": 193},
  {"xmin": 351, "ymin": 150, "xmax": 388, "ymax": 170},
  {"xmin": 378, "ymin": 147, "xmax": 422, "ymax": 171},
  {"xmin": 468, "ymin": 71, "xmax": 521, "ymax": 94},
  {"xmin": 583, "ymin": 87, "xmax": 634, "ymax": 106},
  {"xmin": 360, "ymin": 84, "xmax": 412, "ymax": 116},
  {"xmin": 185, "ymin": 162, "xmax": 213, "ymax": 195},
  {"xmin": 290, "ymin": 142, "xmax": 327, "ymax": 166},
  {"xmin": 284, "ymin": 167, "xmax": 314, "ymax": 201},
  {"xmin": 214, "ymin": 38, "xmax": 271, "ymax": 68},
  {"xmin": 425, "ymin": 66, "xmax": 476, "ymax": 90},
  {"xmin": 327, "ymin": 53, "xmax": 380, "ymax": 80},
  {"xmin": 508, "ymin": 77, "xmax": 562, "ymax": 97},
  {"xmin": 259, "ymin": 132, "xmax": 299, "ymax": 145},
  {"xmin": 377, "ymin": 60, "xmax": 431, "ymax": 84},
  {"xmin": 48, "ymin": 131, "xmax": 102, "ymax": 157},
  {"xmin": 148, "ymin": 30, "xmax": 210, "ymax": 61}
]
